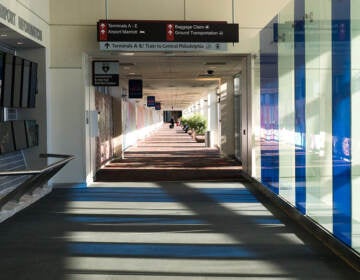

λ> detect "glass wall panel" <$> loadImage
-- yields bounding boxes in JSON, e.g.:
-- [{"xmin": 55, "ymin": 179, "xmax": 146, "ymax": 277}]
[
  {"xmin": 252, "ymin": 55, "xmax": 261, "ymax": 180},
  {"xmin": 278, "ymin": 1, "xmax": 295, "ymax": 205},
  {"xmin": 255, "ymin": 0, "xmax": 358, "ymax": 252},
  {"xmin": 305, "ymin": 0, "xmax": 333, "ymax": 232},
  {"xmin": 332, "ymin": 0, "xmax": 351, "ymax": 246},
  {"xmin": 260, "ymin": 17, "xmax": 279, "ymax": 194},
  {"xmin": 351, "ymin": 0, "xmax": 360, "ymax": 251}
]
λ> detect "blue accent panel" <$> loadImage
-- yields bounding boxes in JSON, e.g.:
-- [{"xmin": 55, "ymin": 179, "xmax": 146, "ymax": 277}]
[
  {"xmin": 260, "ymin": 16, "xmax": 279, "ymax": 194},
  {"xmin": 294, "ymin": 0, "xmax": 306, "ymax": 214},
  {"xmin": 68, "ymin": 242, "xmax": 255, "ymax": 259},
  {"xmin": 332, "ymin": 0, "xmax": 351, "ymax": 246}
]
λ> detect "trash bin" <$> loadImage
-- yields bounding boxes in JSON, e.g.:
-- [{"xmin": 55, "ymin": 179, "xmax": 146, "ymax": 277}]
[{"xmin": 205, "ymin": 131, "xmax": 211, "ymax": 147}]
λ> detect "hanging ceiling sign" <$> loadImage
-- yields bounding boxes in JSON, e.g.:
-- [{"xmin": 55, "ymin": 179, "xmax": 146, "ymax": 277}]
[
  {"xmin": 99, "ymin": 41, "xmax": 227, "ymax": 51},
  {"xmin": 128, "ymin": 79, "xmax": 143, "ymax": 99},
  {"xmin": 92, "ymin": 61, "xmax": 119, "ymax": 86},
  {"xmin": 147, "ymin": 96, "xmax": 156, "ymax": 107},
  {"xmin": 97, "ymin": 20, "xmax": 239, "ymax": 43}
]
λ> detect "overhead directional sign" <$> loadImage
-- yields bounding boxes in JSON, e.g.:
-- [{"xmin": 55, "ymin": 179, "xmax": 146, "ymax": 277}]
[
  {"xmin": 99, "ymin": 41, "xmax": 227, "ymax": 51},
  {"xmin": 97, "ymin": 20, "xmax": 239, "ymax": 43}
]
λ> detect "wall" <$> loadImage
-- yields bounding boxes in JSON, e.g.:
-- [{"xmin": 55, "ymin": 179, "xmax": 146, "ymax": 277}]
[
  {"xmin": 220, "ymin": 79, "xmax": 235, "ymax": 157},
  {"xmin": 47, "ymin": 0, "xmax": 297, "ymax": 183},
  {"xmin": 253, "ymin": 0, "xmax": 360, "ymax": 253}
]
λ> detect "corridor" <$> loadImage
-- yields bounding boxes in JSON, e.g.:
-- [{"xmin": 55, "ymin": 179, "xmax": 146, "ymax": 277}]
[
  {"xmin": 96, "ymin": 125, "xmax": 243, "ymax": 182},
  {"xmin": 0, "ymin": 125, "xmax": 358, "ymax": 279}
]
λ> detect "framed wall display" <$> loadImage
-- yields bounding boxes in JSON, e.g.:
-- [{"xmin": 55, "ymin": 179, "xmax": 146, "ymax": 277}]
[
  {"xmin": 2, "ymin": 53, "xmax": 14, "ymax": 108},
  {"xmin": 12, "ymin": 56, "xmax": 23, "ymax": 108},
  {"xmin": 0, "ymin": 122, "xmax": 15, "ymax": 154},
  {"xmin": 21, "ymin": 59, "xmax": 30, "ymax": 108},
  {"xmin": 25, "ymin": 120, "xmax": 38, "ymax": 147},
  {"xmin": 155, "ymin": 102, "xmax": 161, "ymax": 110},
  {"xmin": 12, "ymin": 120, "xmax": 27, "ymax": 150}
]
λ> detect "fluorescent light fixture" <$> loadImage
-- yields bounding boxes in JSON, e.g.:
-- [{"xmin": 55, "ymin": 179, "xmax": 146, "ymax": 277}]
[{"xmin": 119, "ymin": 52, "xmax": 135, "ymax": 56}]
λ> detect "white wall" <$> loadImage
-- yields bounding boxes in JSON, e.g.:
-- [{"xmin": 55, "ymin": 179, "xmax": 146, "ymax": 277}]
[{"xmin": 48, "ymin": 68, "xmax": 86, "ymax": 183}]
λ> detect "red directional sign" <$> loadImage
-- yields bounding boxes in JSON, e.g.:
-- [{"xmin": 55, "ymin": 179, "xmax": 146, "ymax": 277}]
[
  {"xmin": 99, "ymin": 21, "xmax": 108, "ymax": 41},
  {"xmin": 166, "ymin": 24, "xmax": 175, "ymax": 41}
]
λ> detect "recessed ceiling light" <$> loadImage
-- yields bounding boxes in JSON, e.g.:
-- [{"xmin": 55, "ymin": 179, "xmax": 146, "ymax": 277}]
[
  {"xmin": 17, "ymin": 41, "xmax": 24, "ymax": 45},
  {"xmin": 0, "ymin": 34, "xmax": 7, "ymax": 37},
  {"xmin": 119, "ymin": 52, "xmax": 135, "ymax": 56}
]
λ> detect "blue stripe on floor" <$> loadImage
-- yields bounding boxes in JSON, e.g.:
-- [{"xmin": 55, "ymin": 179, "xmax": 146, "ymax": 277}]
[
  {"xmin": 66, "ymin": 216, "xmax": 204, "ymax": 224},
  {"xmin": 68, "ymin": 242, "xmax": 255, "ymax": 258},
  {"xmin": 198, "ymin": 188, "xmax": 259, "ymax": 203},
  {"xmin": 56, "ymin": 187, "xmax": 260, "ymax": 203},
  {"xmin": 65, "ymin": 215, "xmax": 281, "ymax": 226},
  {"xmin": 59, "ymin": 187, "xmax": 175, "ymax": 202}
]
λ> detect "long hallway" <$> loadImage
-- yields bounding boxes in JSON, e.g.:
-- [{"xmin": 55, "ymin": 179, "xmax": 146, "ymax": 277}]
[
  {"xmin": 96, "ymin": 125, "xmax": 243, "ymax": 182},
  {"xmin": 0, "ymin": 125, "xmax": 358, "ymax": 279}
]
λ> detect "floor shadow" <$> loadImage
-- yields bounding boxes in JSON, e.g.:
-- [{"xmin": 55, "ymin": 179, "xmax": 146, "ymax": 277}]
[{"xmin": 157, "ymin": 181, "xmax": 358, "ymax": 279}]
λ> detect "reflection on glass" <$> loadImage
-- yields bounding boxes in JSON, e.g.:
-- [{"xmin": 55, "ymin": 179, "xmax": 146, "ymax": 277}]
[
  {"xmin": 3, "ymin": 53, "xmax": 14, "ymax": 107},
  {"xmin": 0, "ymin": 122, "xmax": 15, "ymax": 154},
  {"xmin": 21, "ymin": 59, "xmax": 30, "ymax": 108}
]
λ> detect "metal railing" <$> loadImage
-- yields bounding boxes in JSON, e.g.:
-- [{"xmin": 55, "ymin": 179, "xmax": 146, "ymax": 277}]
[{"xmin": 0, "ymin": 154, "xmax": 75, "ymax": 209}]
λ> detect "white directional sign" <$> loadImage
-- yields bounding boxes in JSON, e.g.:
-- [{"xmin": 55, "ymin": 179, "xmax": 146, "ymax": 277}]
[
  {"xmin": 99, "ymin": 41, "xmax": 227, "ymax": 52},
  {"xmin": 92, "ymin": 61, "xmax": 119, "ymax": 86}
]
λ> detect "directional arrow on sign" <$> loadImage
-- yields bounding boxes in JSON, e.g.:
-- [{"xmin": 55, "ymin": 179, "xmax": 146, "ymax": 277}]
[{"xmin": 168, "ymin": 30, "xmax": 173, "ymax": 36}]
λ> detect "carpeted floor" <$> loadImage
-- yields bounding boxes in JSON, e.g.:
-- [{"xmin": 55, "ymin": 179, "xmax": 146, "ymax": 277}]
[{"xmin": 95, "ymin": 125, "xmax": 242, "ymax": 182}]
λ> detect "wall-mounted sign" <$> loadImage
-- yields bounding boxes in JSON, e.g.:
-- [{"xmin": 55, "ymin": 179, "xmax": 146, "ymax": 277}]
[
  {"xmin": 0, "ymin": 3, "xmax": 43, "ymax": 42},
  {"xmin": 128, "ymin": 79, "xmax": 143, "ymax": 98},
  {"xmin": 147, "ymin": 96, "xmax": 155, "ymax": 107},
  {"xmin": 155, "ymin": 102, "xmax": 161, "ymax": 110},
  {"xmin": 98, "ymin": 20, "xmax": 239, "ymax": 43},
  {"xmin": 92, "ymin": 61, "xmax": 119, "ymax": 86}
]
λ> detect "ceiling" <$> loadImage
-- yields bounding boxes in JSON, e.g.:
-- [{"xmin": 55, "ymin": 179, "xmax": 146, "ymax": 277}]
[
  {"xmin": 0, "ymin": 0, "xmax": 291, "ymax": 111},
  {"xmin": 110, "ymin": 52, "xmax": 245, "ymax": 110}
]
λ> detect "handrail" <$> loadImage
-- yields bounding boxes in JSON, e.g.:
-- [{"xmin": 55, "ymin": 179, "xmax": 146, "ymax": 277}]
[
  {"xmin": 0, "ymin": 153, "xmax": 75, "ymax": 210},
  {"xmin": 0, "ymin": 154, "xmax": 75, "ymax": 176}
]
